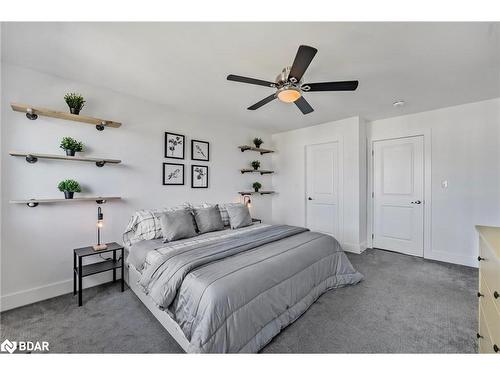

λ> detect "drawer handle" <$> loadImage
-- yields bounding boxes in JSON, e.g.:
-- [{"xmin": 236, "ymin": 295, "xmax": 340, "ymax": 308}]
[
  {"xmin": 494, "ymin": 344, "xmax": 499, "ymax": 353},
  {"xmin": 494, "ymin": 291, "xmax": 499, "ymax": 299},
  {"xmin": 478, "ymin": 256, "xmax": 485, "ymax": 261},
  {"xmin": 477, "ymin": 333, "xmax": 483, "ymax": 339},
  {"xmin": 477, "ymin": 292, "xmax": 484, "ymax": 297}
]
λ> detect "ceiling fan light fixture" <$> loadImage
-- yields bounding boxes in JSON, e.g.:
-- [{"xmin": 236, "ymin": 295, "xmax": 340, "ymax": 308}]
[{"xmin": 277, "ymin": 88, "xmax": 301, "ymax": 103}]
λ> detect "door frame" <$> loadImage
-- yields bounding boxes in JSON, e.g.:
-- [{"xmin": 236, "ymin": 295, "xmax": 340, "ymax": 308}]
[
  {"xmin": 367, "ymin": 129, "xmax": 432, "ymax": 259},
  {"xmin": 304, "ymin": 139, "xmax": 344, "ymax": 244}
]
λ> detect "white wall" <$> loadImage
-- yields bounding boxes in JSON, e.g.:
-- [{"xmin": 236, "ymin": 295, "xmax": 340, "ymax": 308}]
[
  {"xmin": 0, "ymin": 64, "xmax": 273, "ymax": 311},
  {"xmin": 271, "ymin": 116, "xmax": 367, "ymax": 253},
  {"xmin": 368, "ymin": 98, "xmax": 500, "ymax": 267}
]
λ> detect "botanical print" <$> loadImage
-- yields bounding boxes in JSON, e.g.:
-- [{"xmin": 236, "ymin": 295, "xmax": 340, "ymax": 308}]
[
  {"xmin": 191, "ymin": 140, "xmax": 209, "ymax": 161},
  {"xmin": 165, "ymin": 132, "xmax": 185, "ymax": 159},
  {"xmin": 163, "ymin": 163, "xmax": 184, "ymax": 185},
  {"xmin": 191, "ymin": 165, "xmax": 208, "ymax": 188}
]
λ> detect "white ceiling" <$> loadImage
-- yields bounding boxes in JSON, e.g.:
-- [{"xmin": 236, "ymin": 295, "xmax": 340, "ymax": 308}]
[{"xmin": 2, "ymin": 22, "xmax": 500, "ymax": 132}]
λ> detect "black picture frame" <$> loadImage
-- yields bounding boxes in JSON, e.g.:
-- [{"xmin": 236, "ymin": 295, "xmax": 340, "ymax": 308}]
[
  {"xmin": 191, "ymin": 164, "xmax": 209, "ymax": 188},
  {"xmin": 165, "ymin": 132, "xmax": 185, "ymax": 159},
  {"xmin": 191, "ymin": 139, "xmax": 210, "ymax": 161},
  {"xmin": 163, "ymin": 163, "xmax": 185, "ymax": 185}
]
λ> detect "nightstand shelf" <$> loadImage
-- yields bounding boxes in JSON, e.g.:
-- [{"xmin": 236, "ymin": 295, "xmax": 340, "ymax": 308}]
[{"xmin": 79, "ymin": 259, "xmax": 121, "ymax": 277}]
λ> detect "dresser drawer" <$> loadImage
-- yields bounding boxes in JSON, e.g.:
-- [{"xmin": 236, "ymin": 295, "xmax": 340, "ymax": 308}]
[
  {"xmin": 479, "ymin": 277, "xmax": 500, "ymax": 353},
  {"xmin": 479, "ymin": 237, "xmax": 500, "ymax": 312}
]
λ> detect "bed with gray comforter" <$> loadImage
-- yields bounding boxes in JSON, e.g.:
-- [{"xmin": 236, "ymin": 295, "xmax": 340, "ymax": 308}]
[{"xmin": 133, "ymin": 224, "xmax": 363, "ymax": 353}]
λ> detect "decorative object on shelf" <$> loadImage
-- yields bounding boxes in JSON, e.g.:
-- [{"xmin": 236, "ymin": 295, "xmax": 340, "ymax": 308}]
[
  {"xmin": 64, "ymin": 93, "xmax": 86, "ymax": 115},
  {"xmin": 191, "ymin": 139, "xmax": 210, "ymax": 161},
  {"xmin": 58, "ymin": 179, "xmax": 82, "ymax": 199},
  {"xmin": 93, "ymin": 207, "xmax": 108, "ymax": 251},
  {"xmin": 243, "ymin": 195, "xmax": 252, "ymax": 208},
  {"xmin": 192, "ymin": 165, "xmax": 209, "ymax": 188},
  {"xmin": 60, "ymin": 136, "xmax": 84, "ymax": 156},
  {"xmin": 253, "ymin": 182, "xmax": 262, "ymax": 192},
  {"xmin": 251, "ymin": 160, "xmax": 260, "ymax": 170},
  {"xmin": 253, "ymin": 137, "xmax": 263, "ymax": 148},
  {"xmin": 238, "ymin": 145, "xmax": 274, "ymax": 155},
  {"xmin": 165, "ymin": 132, "xmax": 185, "ymax": 159},
  {"xmin": 11, "ymin": 103, "xmax": 121, "ymax": 131},
  {"xmin": 9, "ymin": 151, "xmax": 120, "ymax": 167},
  {"xmin": 163, "ymin": 163, "xmax": 184, "ymax": 185},
  {"xmin": 10, "ymin": 196, "xmax": 121, "ymax": 208}
]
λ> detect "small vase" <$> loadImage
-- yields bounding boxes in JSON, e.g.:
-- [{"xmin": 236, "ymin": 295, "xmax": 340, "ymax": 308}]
[
  {"xmin": 69, "ymin": 108, "xmax": 80, "ymax": 115},
  {"xmin": 64, "ymin": 191, "xmax": 74, "ymax": 199},
  {"xmin": 254, "ymin": 144, "xmax": 261, "ymax": 149},
  {"xmin": 253, "ymin": 166, "xmax": 259, "ymax": 170},
  {"xmin": 65, "ymin": 149, "xmax": 76, "ymax": 157},
  {"xmin": 254, "ymin": 188, "xmax": 259, "ymax": 193}
]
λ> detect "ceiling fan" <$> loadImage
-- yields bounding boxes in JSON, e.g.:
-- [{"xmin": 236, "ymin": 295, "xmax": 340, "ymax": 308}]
[{"xmin": 227, "ymin": 45, "xmax": 359, "ymax": 115}]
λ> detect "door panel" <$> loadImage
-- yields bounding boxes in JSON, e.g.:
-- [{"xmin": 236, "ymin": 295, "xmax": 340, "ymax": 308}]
[
  {"xmin": 306, "ymin": 142, "xmax": 340, "ymax": 239},
  {"xmin": 373, "ymin": 136, "xmax": 424, "ymax": 256}
]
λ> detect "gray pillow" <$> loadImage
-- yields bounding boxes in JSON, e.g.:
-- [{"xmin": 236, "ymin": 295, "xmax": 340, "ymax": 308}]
[
  {"xmin": 159, "ymin": 209, "xmax": 197, "ymax": 242},
  {"xmin": 193, "ymin": 205, "xmax": 224, "ymax": 234},
  {"xmin": 226, "ymin": 204, "xmax": 252, "ymax": 229}
]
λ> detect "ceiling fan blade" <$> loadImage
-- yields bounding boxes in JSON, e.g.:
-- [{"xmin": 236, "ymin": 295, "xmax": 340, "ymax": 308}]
[
  {"xmin": 294, "ymin": 96, "xmax": 314, "ymax": 114},
  {"xmin": 303, "ymin": 80, "xmax": 359, "ymax": 92},
  {"xmin": 247, "ymin": 93, "xmax": 277, "ymax": 110},
  {"xmin": 227, "ymin": 74, "xmax": 275, "ymax": 88},
  {"xmin": 289, "ymin": 45, "xmax": 318, "ymax": 82}
]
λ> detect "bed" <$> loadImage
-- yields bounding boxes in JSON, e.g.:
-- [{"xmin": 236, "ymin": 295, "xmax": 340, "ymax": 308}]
[{"xmin": 125, "ymin": 222, "xmax": 363, "ymax": 353}]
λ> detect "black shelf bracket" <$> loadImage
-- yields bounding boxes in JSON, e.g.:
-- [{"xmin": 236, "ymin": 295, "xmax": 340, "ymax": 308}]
[
  {"xmin": 25, "ymin": 108, "xmax": 38, "ymax": 120},
  {"xmin": 25, "ymin": 154, "xmax": 38, "ymax": 164},
  {"xmin": 96, "ymin": 121, "xmax": 106, "ymax": 131},
  {"xmin": 26, "ymin": 200, "xmax": 39, "ymax": 208},
  {"xmin": 95, "ymin": 161, "xmax": 106, "ymax": 168},
  {"xmin": 95, "ymin": 199, "xmax": 107, "ymax": 204}
]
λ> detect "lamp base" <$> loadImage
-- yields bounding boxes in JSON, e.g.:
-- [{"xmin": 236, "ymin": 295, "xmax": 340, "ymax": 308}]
[{"xmin": 93, "ymin": 244, "xmax": 108, "ymax": 251}]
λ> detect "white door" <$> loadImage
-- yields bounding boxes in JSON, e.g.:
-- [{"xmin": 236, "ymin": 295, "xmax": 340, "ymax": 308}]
[
  {"xmin": 373, "ymin": 136, "xmax": 424, "ymax": 257},
  {"xmin": 306, "ymin": 142, "xmax": 341, "ymax": 240}
]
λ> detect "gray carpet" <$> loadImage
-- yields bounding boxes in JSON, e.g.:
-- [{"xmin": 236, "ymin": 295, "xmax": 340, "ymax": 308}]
[{"xmin": 0, "ymin": 249, "xmax": 478, "ymax": 353}]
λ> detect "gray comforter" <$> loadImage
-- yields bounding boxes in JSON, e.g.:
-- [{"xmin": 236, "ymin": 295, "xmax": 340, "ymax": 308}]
[{"xmin": 138, "ymin": 225, "xmax": 363, "ymax": 353}]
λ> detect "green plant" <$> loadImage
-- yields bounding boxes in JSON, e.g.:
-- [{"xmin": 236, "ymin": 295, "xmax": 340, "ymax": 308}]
[
  {"xmin": 253, "ymin": 137, "xmax": 263, "ymax": 148},
  {"xmin": 253, "ymin": 182, "xmax": 262, "ymax": 192},
  {"xmin": 60, "ymin": 137, "xmax": 84, "ymax": 152},
  {"xmin": 64, "ymin": 92, "xmax": 85, "ymax": 111},
  {"xmin": 58, "ymin": 179, "xmax": 82, "ymax": 193},
  {"xmin": 251, "ymin": 160, "xmax": 260, "ymax": 170}
]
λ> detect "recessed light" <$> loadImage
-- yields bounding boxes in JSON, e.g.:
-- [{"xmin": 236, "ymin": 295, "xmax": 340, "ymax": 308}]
[{"xmin": 393, "ymin": 100, "xmax": 405, "ymax": 107}]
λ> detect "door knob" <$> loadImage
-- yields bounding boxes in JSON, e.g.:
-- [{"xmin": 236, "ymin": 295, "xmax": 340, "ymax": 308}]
[
  {"xmin": 410, "ymin": 200, "xmax": 422, "ymax": 204},
  {"xmin": 308, "ymin": 197, "xmax": 313, "ymax": 201}
]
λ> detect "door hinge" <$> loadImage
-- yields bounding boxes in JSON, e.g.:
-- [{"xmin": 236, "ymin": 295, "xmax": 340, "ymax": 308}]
[{"xmin": 371, "ymin": 233, "xmax": 374, "ymax": 239}]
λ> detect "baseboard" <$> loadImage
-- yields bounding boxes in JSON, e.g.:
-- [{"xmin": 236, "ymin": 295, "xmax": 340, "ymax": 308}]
[
  {"xmin": 425, "ymin": 249, "xmax": 478, "ymax": 268},
  {"xmin": 0, "ymin": 272, "xmax": 117, "ymax": 312},
  {"xmin": 342, "ymin": 242, "xmax": 367, "ymax": 254}
]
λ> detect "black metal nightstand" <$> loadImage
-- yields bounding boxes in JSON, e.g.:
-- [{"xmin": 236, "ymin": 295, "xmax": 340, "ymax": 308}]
[
  {"xmin": 73, "ymin": 242, "xmax": 124, "ymax": 306},
  {"xmin": 252, "ymin": 218, "xmax": 262, "ymax": 224}
]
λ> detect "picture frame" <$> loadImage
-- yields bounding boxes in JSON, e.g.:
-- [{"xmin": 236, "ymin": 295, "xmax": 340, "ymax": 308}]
[
  {"xmin": 165, "ymin": 132, "xmax": 185, "ymax": 159},
  {"xmin": 191, "ymin": 164, "xmax": 209, "ymax": 188},
  {"xmin": 163, "ymin": 163, "xmax": 185, "ymax": 185},
  {"xmin": 191, "ymin": 139, "xmax": 210, "ymax": 161}
]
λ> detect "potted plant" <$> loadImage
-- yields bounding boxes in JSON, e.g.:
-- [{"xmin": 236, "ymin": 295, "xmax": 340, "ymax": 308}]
[
  {"xmin": 64, "ymin": 93, "xmax": 86, "ymax": 115},
  {"xmin": 251, "ymin": 160, "xmax": 260, "ymax": 170},
  {"xmin": 58, "ymin": 179, "xmax": 82, "ymax": 199},
  {"xmin": 253, "ymin": 137, "xmax": 263, "ymax": 149},
  {"xmin": 60, "ymin": 137, "xmax": 84, "ymax": 156},
  {"xmin": 253, "ymin": 182, "xmax": 262, "ymax": 193}
]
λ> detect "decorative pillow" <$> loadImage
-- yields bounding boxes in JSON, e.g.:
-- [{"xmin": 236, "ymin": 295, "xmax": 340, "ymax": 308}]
[
  {"xmin": 122, "ymin": 203, "xmax": 189, "ymax": 246},
  {"xmin": 218, "ymin": 203, "xmax": 245, "ymax": 227},
  {"xmin": 193, "ymin": 205, "xmax": 224, "ymax": 234},
  {"xmin": 159, "ymin": 209, "xmax": 198, "ymax": 242},
  {"xmin": 226, "ymin": 204, "xmax": 252, "ymax": 229}
]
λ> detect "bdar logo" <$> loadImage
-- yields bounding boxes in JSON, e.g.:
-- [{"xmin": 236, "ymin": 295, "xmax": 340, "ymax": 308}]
[{"xmin": 1, "ymin": 339, "xmax": 17, "ymax": 354}]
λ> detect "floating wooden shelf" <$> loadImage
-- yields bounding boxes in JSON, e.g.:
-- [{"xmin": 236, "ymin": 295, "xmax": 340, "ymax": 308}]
[
  {"xmin": 240, "ymin": 168, "xmax": 274, "ymax": 175},
  {"xmin": 238, "ymin": 145, "xmax": 274, "ymax": 155},
  {"xmin": 238, "ymin": 191, "xmax": 275, "ymax": 195},
  {"xmin": 10, "ymin": 196, "xmax": 121, "ymax": 207},
  {"xmin": 11, "ymin": 103, "xmax": 121, "ymax": 131},
  {"xmin": 9, "ymin": 151, "xmax": 121, "ymax": 167}
]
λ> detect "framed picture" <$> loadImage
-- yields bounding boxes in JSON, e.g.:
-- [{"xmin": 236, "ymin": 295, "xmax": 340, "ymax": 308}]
[
  {"xmin": 191, "ymin": 165, "xmax": 208, "ymax": 188},
  {"xmin": 165, "ymin": 132, "xmax": 185, "ymax": 159},
  {"xmin": 191, "ymin": 139, "xmax": 210, "ymax": 161},
  {"xmin": 163, "ymin": 163, "xmax": 184, "ymax": 185}
]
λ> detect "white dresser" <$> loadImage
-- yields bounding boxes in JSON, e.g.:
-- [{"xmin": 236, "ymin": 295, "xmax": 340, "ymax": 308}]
[{"xmin": 476, "ymin": 226, "xmax": 500, "ymax": 354}]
